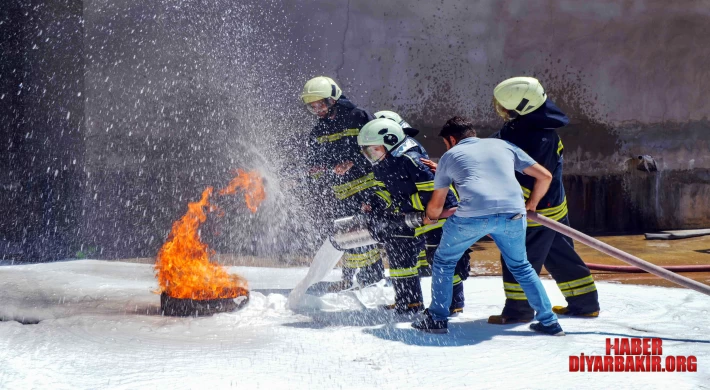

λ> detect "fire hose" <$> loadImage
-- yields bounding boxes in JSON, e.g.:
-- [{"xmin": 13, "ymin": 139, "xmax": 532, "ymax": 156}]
[
  {"xmin": 527, "ymin": 212, "xmax": 710, "ymax": 297},
  {"xmin": 332, "ymin": 211, "xmax": 710, "ymax": 296},
  {"xmin": 584, "ymin": 263, "xmax": 710, "ymax": 273}
]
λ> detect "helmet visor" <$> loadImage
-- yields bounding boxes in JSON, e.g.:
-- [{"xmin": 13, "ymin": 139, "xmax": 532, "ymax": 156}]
[
  {"xmin": 304, "ymin": 98, "xmax": 333, "ymax": 117},
  {"xmin": 361, "ymin": 145, "xmax": 386, "ymax": 165}
]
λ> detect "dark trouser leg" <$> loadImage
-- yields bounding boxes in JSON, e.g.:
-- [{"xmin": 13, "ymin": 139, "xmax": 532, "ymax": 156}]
[
  {"xmin": 450, "ymin": 248, "xmax": 471, "ymax": 310},
  {"xmin": 384, "ymin": 238, "xmax": 423, "ymax": 308},
  {"xmin": 357, "ymin": 253, "xmax": 385, "ymax": 286},
  {"xmin": 544, "ymin": 217, "xmax": 599, "ymax": 313},
  {"xmin": 500, "ymin": 225, "xmax": 553, "ymax": 318},
  {"xmin": 417, "ymin": 243, "xmax": 432, "ymax": 276},
  {"xmin": 341, "ymin": 245, "xmax": 385, "ymax": 287},
  {"xmin": 426, "ymin": 229, "xmax": 470, "ymax": 310}
]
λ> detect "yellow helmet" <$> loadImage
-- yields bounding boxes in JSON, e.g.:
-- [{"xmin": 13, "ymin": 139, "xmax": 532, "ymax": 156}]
[
  {"xmin": 493, "ymin": 77, "xmax": 547, "ymax": 115},
  {"xmin": 301, "ymin": 76, "xmax": 342, "ymax": 104}
]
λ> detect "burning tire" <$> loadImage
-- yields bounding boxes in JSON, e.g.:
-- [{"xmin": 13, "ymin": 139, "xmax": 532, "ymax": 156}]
[
  {"xmin": 160, "ymin": 290, "xmax": 249, "ymax": 317},
  {"xmin": 153, "ymin": 170, "xmax": 265, "ymax": 318}
]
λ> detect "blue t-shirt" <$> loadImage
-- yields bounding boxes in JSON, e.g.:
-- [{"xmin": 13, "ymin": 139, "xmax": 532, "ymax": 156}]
[{"xmin": 433, "ymin": 137, "xmax": 537, "ymax": 217}]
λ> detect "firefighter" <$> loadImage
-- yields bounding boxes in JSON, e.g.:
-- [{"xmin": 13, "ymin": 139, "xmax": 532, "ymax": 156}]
[
  {"xmin": 374, "ymin": 110, "xmax": 432, "ymax": 277},
  {"xmin": 301, "ymin": 76, "xmax": 388, "ymax": 291},
  {"xmin": 488, "ymin": 76, "xmax": 600, "ymax": 323},
  {"xmin": 358, "ymin": 118, "xmax": 470, "ymax": 315}
]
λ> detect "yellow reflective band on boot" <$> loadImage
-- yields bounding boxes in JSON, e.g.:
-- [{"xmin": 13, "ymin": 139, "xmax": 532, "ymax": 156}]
[
  {"xmin": 557, "ymin": 275, "xmax": 594, "ymax": 290},
  {"xmin": 558, "ymin": 275, "xmax": 597, "ymax": 298},
  {"xmin": 389, "ymin": 267, "xmax": 419, "ymax": 278},
  {"xmin": 504, "ymin": 282, "xmax": 524, "ymax": 292},
  {"xmin": 453, "ymin": 275, "xmax": 462, "ymax": 285},
  {"xmin": 561, "ymin": 283, "xmax": 598, "ymax": 298},
  {"xmin": 332, "ymin": 173, "xmax": 386, "ymax": 200},
  {"xmin": 316, "ymin": 128, "xmax": 360, "ymax": 144},
  {"xmin": 389, "ymin": 266, "xmax": 419, "ymax": 278},
  {"xmin": 417, "ymin": 250, "xmax": 429, "ymax": 268},
  {"xmin": 343, "ymin": 249, "xmax": 381, "ymax": 269},
  {"xmin": 505, "ymin": 291, "xmax": 528, "ymax": 300},
  {"xmin": 504, "ymin": 282, "xmax": 527, "ymax": 300}
]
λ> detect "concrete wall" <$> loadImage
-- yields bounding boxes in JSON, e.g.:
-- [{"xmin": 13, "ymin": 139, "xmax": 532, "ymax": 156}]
[
  {"xmin": 284, "ymin": 0, "xmax": 710, "ymax": 233},
  {"xmin": 2, "ymin": 0, "xmax": 709, "ymax": 260}
]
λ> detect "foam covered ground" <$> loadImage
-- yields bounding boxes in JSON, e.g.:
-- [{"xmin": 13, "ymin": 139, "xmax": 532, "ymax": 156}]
[{"xmin": 1, "ymin": 260, "xmax": 708, "ymax": 389}]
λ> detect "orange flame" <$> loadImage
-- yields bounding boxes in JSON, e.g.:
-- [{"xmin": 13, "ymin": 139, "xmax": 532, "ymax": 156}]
[
  {"xmin": 154, "ymin": 170, "xmax": 265, "ymax": 300},
  {"xmin": 218, "ymin": 169, "xmax": 266, "ymax": 213}
]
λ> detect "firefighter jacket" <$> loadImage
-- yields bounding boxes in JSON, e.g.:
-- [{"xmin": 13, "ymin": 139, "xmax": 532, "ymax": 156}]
[
  {"xmin": 370, "ymin": 137, "xmax": 459, "ymax": 237},
  {"xmin": 305, "ymin": 96, "xmax": 388, "ymax": 220},
  {"xmin": 491, "ymin": 98, "xmax": 569, "ymax": 227}
]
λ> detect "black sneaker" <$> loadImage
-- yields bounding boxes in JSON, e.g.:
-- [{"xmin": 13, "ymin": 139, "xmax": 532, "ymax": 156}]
[
  {"xmin": 412, "ymin": 310, "xmax": 448, "ymax": 334},
  {"xmin": 487, "ymin": 314, "xmax": 534, "ymax": 324},
  {"xmin": 529, "ymin": 321, "xmax": 565, "ymax": 336}
]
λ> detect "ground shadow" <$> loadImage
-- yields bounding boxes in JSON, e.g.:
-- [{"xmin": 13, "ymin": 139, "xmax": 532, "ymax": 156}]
[
  {"xmin": 363, "ymin": 319, "xmax": 540, "ymax": 347},
  {"xmin": 283, "ymin": 308, "xmax": 407, "ymax": 328}
]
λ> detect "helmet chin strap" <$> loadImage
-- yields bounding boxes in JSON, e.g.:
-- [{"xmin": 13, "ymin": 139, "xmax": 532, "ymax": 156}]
[
  {"xmin": 369, "ymin": 153, "xmax": 386, "ymax": 165},
  {"xmin": 326, "ymin": 99, "xmax": 338, "ymax": 118}
]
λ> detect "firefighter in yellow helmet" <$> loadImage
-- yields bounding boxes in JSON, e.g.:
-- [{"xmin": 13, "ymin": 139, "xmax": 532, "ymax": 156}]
[
  {"xmin": 300, "ymin": 76, "xmax": 388, "ymax": 291},
  {"xmin": 488, "ymin": 77, "xmax": 600, "ymax": 323}
]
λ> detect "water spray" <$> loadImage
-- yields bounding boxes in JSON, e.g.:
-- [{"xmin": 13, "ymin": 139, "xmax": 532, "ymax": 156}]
[{"xmin": 331, "ymin": 209, "xmax": 457, "ymax": 250}]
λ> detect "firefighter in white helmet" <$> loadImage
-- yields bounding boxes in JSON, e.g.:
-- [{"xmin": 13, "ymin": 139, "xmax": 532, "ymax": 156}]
[
  {"xmin": 300, "ymin": 76, "xmax": 388, "ymax": 291},
  {"xmin": 357, "ymin": 118, "xmax": 469, "ymax": 315},
  {"xmin": 488, "ymin": 76, "xmax": 600, "ymax": 323},
  {"xmin": 374, "ymin": 110, "xmax": 433, "ymax": 277}
]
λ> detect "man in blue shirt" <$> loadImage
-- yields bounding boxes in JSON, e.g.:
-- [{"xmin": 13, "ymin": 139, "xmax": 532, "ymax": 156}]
[{"xmin": 412, "ymin": 117, "xmax": 564, "ymax": 336}]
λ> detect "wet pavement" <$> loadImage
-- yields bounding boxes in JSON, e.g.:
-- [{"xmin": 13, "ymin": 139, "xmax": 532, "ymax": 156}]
[{"xmin": 469, "ymin": 234, "xmax": 710, "ymax": 288}]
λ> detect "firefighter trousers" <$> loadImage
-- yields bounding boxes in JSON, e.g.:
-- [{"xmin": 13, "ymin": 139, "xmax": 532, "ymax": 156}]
[
  {"xmin": 342, "ymin": 245, "xmax": 385, "ymax": 287},
  {"xmin": 501, "ymin": 216, "xmax": 600, "ymax": 317},
  {"xmin": 384, "ymin": 237, "xmax": 424, "ymax": 308}
]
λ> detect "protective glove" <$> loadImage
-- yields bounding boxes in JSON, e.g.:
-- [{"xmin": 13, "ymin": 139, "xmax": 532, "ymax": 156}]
[{"xmin": 367, "ymin": 212, "xmax": 409, "ymax": 242}]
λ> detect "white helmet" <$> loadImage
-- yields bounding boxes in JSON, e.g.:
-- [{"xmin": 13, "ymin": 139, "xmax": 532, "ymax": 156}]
[
  {"xmin": 374, "ymin": 110, "xmax": 412, "ymax": 129},
  {"xmin": 358, "ymin": 118, "xmax": 405, "ymax": 150},
  {"xmin": 493, "ymin": 77, "xmax": 547, "ymax": 115},
  {"xmin": 301, "ymin": 76, "xmax": 342, "ymax": 104},
  {"xmin": 374, "ymin": 110, "xmax": 420, "ymax": 137}
]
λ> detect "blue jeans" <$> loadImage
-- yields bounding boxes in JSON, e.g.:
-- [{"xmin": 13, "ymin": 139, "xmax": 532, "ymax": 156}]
[{"xmin": 429, "ymin": 213, "xmax": 558, "ymax": 326}]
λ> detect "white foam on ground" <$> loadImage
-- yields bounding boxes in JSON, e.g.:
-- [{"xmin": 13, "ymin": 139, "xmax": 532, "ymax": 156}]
[
  {"xmin": 287, "ymin": 240, "xmax": 343, "ymax": 310},
  {"xmin": 1, "ymin": 260, "xmax": 708, "ymax": 389}
]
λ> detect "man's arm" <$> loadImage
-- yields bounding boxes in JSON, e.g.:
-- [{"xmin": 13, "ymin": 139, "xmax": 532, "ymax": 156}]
[
  {"xmin": 419, "ymin": 158, "xmax": 437, "ymax": 173},
  {"xmin": 424, "ymin": 188, "xmax": 449, "ymax": 224},
  {"xmin": 522, "ymin": 163, "xmax": 552, "ymax": 211}
]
